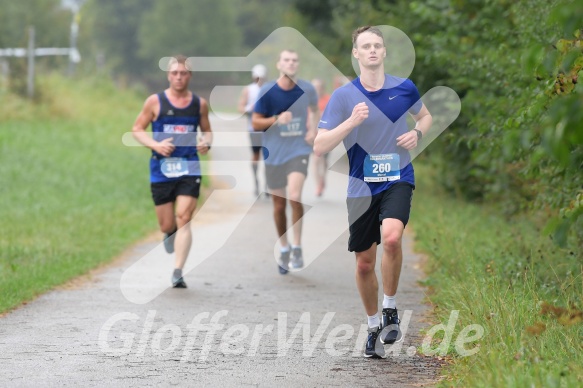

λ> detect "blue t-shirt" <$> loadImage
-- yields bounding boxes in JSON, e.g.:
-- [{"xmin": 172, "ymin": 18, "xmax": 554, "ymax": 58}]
[
  {"xmin": 253, "ymin": 79, "xmax": 318, "ymax": 166},
  {"xmin": 319, "ymin": 75, "xmax": 422, "ymax": 198},
  {"xmin": 150, "ymin": 92, "xmax": 201, "ymax": 183}
]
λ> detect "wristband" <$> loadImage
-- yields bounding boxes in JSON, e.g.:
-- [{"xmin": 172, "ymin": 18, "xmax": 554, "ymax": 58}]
[{"xmin": 413, "ymin": 128, "xmax": 422, "ymax": 140}]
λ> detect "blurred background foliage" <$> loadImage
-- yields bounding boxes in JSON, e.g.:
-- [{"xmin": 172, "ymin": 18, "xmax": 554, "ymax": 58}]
[{"xmin": 0, "ymin": 0, "xmax": 580, "ymax": 250}]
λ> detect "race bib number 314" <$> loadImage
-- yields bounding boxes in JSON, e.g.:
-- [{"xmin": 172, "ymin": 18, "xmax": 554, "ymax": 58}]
[
  {"xmin": 161, "ymin": 157, "xmax": 189, "ymax": 178},
  {"xmin": 363, "ymin": 154, "xmax": 400, "ymax": 182}
]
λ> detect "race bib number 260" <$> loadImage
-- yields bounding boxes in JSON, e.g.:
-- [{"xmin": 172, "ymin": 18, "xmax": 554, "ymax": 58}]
[{"xmin": 363, "ymin": 153, "xmax": 400, "ymax": 182}]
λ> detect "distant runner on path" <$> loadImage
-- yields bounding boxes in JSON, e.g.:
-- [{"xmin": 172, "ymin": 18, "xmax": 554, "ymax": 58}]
[
  {"xmin": 252, "ymin": 49, "xmax": 319, "ymax": 275},
  {"xmin": 310, "ymin": 78, "xmax": 331, "ymax": 197},
  {"xmin": 238, "ymin": 64, "xmax": 269, "ymax": 197}
]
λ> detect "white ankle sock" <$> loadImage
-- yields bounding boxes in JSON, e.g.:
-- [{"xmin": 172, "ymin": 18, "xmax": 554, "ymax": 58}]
[
  {"xmin": 383, "ymin": 294, "xmax": 396, "ymax": 309},
  {"xmin": 367, "ymin": 313, "xmax": 380, "ymax": 329}
]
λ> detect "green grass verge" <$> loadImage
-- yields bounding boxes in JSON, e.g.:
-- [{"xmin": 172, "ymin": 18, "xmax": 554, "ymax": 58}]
[
  {"xmin": 0, "ymin": 74, "xmax": 160, "ymax": 313},
  {"xmin": 410, "ymin": 162, "xmax": 582, "ymax": 387}
]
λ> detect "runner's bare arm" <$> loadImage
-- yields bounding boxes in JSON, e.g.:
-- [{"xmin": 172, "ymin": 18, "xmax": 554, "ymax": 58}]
[
  {"xmin": 197, "ymin": 98, "xmax": 213, "ymax": 155},
  {"xmin": 396, "ymin": 104, "xmax": 432, "ymax": 150},
  {"xmin": 252, "ymin": 112, "xmax": 279, "ymax": 131},
  {"xmin": 411, "ymin": 104, "xmax": 432, "ymax": 136},
  {"xmin": 132, "ymin": 95, "xmax": 175, "ymax": 157},
  {"xmin": 313, "ymin": 102, "xmax": 368, "ymax": 156},
  {"xmin": 304, "ymin": 104, "xmax": 319, "ymax": 145},
  {"xmin": 237, "ymin": 87, "xmax": 249, "ymax": 114}
]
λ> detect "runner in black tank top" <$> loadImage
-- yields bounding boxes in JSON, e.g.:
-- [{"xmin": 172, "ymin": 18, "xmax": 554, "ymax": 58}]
[{"xmin": 132, "ymin": 55, "xmax": 213, "ymax": 289}]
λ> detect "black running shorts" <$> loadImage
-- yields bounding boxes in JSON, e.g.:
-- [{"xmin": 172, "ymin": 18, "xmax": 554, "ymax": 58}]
[
  {"xmin": 150, "ymin": 176, "xmax": 201, "ymax": 206},
  {"xmin": 346, "ymin": 182, "xmax": 414, "ymax": 252},
  {"xmin": 249, "ymin": 131, "xmax": 263, "ymax": 154},
  {"xmin": 265, "ymin": 154, "xmax": 310, "ymax": 190}
]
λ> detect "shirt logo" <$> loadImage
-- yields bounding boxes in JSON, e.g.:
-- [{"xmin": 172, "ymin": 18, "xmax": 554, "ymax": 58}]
[
  {"xmin": 163, "ymin": 124, "xmax": 194, "ymax": 133},
  {"xmin": 388, "ymin": 95, "xmax": 399, "ymax": 100},
  {"xmin": 167, "ymin": 109, "xmax": 174, "ymax": 115}
]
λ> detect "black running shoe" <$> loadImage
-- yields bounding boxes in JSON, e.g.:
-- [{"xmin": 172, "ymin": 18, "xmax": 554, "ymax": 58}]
[
  {"xmin": 364, "ymin": 326, "xmax": 386, "ymax": 358},
  {"xmin": 172, "ymin": 275, "xmax": 187, "ymax": 288},
  {"xmin": 163, "ymin": 229, "xmax": 177, "ymax": 254},
  {"xmin": 289, "ymin": 247, "xmax": 304, "ymax": 270},
  {"xmin": 380, "ymin": 307, "xmax": 402, "ymax": 344},
  {"xmin": 278, "ymin": 250, "xmax": 290, "ymax": 275}
]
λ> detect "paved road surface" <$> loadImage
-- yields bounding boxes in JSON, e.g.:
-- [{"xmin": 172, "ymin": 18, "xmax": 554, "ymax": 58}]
[{"xmin": 0, "ymin": 113, "xmax": 441, "ymax": 387}]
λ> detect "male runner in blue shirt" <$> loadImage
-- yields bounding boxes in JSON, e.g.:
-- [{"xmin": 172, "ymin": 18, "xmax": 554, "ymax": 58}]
[
  {"xmin": 314, "ymin": 26, "xmax": 432, "ymax": 358},
  {"xmin": 252, "ymin": 49, "xmax": 319, "ymax": 275}
]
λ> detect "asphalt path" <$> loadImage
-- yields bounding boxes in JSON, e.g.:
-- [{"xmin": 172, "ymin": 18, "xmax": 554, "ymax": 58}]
[{"xmin": 0, "ymin": 113, "xmax": 441, "ymax": 387}]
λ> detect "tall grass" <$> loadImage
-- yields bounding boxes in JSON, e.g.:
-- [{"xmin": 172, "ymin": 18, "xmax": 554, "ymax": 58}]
[
  {"xmin": 0, "ymin": 74, "xmax": 157, "ymax": 313},
  {"xmin": 411, "ymin": 163, "xmax": 582, "ymax": 386}
]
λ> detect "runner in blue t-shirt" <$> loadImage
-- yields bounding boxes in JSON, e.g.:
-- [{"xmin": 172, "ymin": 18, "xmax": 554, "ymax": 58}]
[
  {"xmin": 252, "ymin": 49, "xmax": 319, "ymax": 275},
  {"xmin": 314, "ymin": 26, "xmax": 433, "ymax": 358},
  {"xmin": 132, "ymin": 55, "xmax": 213, "ymax": 289}
]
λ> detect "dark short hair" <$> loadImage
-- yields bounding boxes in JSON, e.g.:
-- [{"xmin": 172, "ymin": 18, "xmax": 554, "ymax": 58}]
[{"xmin": 352, "ymin": 26, "xmax": 384, "ymax": 48}]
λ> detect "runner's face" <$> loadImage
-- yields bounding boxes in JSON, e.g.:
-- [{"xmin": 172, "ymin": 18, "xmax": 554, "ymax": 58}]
[
  {"xmin": 168, "ymin": 63, "xmax": 191, "ymax": 92},
  {"xmin": 353, "ymin": 32, "xmax": 385, "ymax": 69},
  {"xmin": 277, "ymin": 51, "xmax": 299, "ymax": 78}
]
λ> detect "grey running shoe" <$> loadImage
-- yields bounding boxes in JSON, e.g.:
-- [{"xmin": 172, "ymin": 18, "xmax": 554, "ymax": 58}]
[
  {"xmin": 364, "ymin": 326, "xmax": 386, "ymax": 358},
  {"xmin": 380, "ymin": 307, "xmax": 402, "ymax": 344},
  {"xmin": 289, "ymin": 247, "xmax": 304, "ymax": 270},
  {"xmin": 278, "ymin": 250, "xmax": 290, "ymax": 275},
  {"xmin": 172, "ymin": 275, "xmax": 187, "ymax": 288},
  {"xmin": 163, "ymin": 229, "xmax": 177, "ymax": 254}
]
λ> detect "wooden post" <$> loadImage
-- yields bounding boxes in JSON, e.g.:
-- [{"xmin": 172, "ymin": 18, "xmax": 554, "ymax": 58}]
[
  {"xmin": 0, "ymin": 26, "xmax": 80, "ymax": 98},
  {"xmin": 68, "ymin": 11, "xmax": 79, "ymax": 76},
  {"xmin": 27, "ymin": 26, "xmax": 35, "ymax": 99}
]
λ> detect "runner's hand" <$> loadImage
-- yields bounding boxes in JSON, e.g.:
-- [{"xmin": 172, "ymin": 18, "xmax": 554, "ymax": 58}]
[
  {"xmin": 396, "ymin": 130, "xmax": 418, "ymax": 150},
  {"xmin": 196, "ymin": 140, "xmax": 211, "ymax": 155},
  {"xmin": 349, "ymin": 102, "xmax": 368, "ymax": 127},
  {"xmin": 305, "ymin": 129, "xmax": 316, "ymax": 145},
  {"xmin": 277, "ymin": 111, "xmax": 293, "ymax": 125},
  {"xmin": 154, "ymin": 137, "xmax": 175, "ymax": 157}
]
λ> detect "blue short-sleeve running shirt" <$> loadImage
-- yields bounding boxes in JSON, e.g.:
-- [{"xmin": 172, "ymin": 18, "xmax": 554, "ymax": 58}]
[
  {"xmin": 253, "ymin": 79, "xmax": 318, "ymax": 166},
  {"xmin": 319, "ymin": 75, "xmax": 422, "ymax": 198}
]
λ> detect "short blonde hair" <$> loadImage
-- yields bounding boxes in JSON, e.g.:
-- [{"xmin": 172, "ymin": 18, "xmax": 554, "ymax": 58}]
[{"xmin": 168, "ymin": 55, "xmax": 191, "ymax": 72}]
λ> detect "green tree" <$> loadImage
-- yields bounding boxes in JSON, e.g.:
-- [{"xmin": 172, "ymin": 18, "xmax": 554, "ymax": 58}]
[
  {"xmin": 235, "ymin": 0, "xmax": 291, "ymax": 52},
  {"xmin": 137, "ymin": 0, "xmax": 241, "ymax": 61},
  {"xmin": 0, "ymin": 0, "xmax": 71, "ymax": 95},
  {"xmin": 82, "ymin": 0, "xmax": 155, "ymax": 79},
  {"xmin": 290, "ymin": 0, "xmax": 582, "ymax": 247}
]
